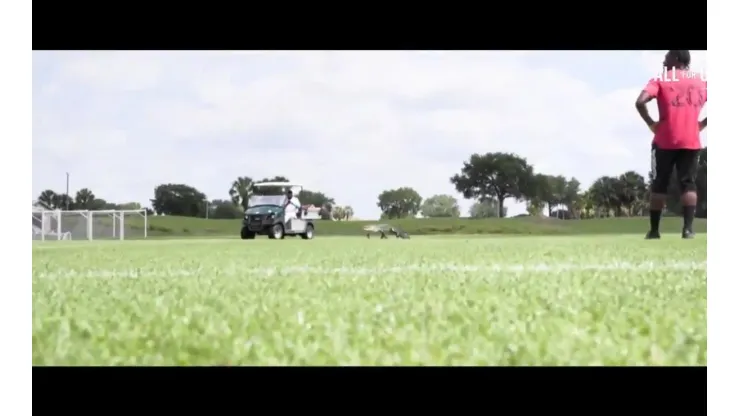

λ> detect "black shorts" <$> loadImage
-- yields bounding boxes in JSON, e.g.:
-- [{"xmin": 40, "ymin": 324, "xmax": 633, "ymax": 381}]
[{"xmin": 650, "ymin": 144, "xmax": 700, "ymax": 194}]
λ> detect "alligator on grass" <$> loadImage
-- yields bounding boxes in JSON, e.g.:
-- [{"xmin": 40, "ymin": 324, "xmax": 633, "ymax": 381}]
[{"xmin": 363, "ymin": 224, "xmax": 410, "ymax": 239}]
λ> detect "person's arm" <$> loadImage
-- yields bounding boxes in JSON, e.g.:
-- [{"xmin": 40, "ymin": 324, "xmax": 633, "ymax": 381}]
[
  {"xmin": 635, "ymin": 79, "xmax": 660, "ymax": 130},
  {"xmin": 698, "ymin": 79, "xmax": 708, "ymax": 131}
]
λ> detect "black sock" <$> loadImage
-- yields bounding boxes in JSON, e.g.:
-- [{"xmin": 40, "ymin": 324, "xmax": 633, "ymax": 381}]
[
  {"xmin": 683, "ymin": 205, "xmax": 696, "ymax": 231},
  {"xmin": 649, "ymin": 210, "xmax": 662, "ymax": 232}
]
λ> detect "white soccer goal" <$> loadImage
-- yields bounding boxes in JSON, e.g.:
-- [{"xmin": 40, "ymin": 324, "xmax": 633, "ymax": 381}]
[{"xmin": 32, "ymin": 209, "xmax": 148, "ymax": 241}]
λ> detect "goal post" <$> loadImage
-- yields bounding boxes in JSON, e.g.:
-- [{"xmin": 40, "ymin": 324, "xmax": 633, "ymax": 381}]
[
  {"xmin": 32, "ymin": 209, "xmax": 71, "ymax": 241},
  {"xmin": 32, "ymin": 209, "xmax": 148, "ymax": 241}
]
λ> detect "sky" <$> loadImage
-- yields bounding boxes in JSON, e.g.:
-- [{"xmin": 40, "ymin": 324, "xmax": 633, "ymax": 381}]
[{"xmin": 32, "ymin": 50, "xmax": 707, "ymax": 219}]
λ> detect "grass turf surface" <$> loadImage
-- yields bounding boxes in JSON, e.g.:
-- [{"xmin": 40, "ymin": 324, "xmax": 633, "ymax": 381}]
[{"xmin": 32, "ymin": 235, "xmax": 707, "ymax": 366}]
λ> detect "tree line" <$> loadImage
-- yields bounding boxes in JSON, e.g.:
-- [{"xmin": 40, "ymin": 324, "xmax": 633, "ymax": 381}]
[
  {"xmin": 375, "ymin": 148, "xmax": 707, "ymax": 219},
  {"xmin": 35, "ymin": 175, "xmax": 356, "ymax": 221},
  {"xmin": 35, "ymin": 148, "xmax": 707, "ymax": 221},
  {"xmin": 35, "ymin": 188, "xmax": 152, "ymax": 214}
]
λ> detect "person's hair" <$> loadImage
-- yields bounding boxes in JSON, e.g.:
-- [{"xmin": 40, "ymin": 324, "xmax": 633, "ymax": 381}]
[{"xmin": 668, "ymin": 50, "xmax": 691, "ymax": 69}]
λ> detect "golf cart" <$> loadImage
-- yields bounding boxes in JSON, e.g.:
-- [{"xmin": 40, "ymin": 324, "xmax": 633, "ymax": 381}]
[{"xmin": 240, "ymin": 182, "xmax": 315, "ymax": 240}]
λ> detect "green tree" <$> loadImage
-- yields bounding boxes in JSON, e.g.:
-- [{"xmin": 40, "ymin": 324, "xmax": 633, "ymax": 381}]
[
  {"xmin": 523, "ymin": 174, "xmax": 551, "ymax": 216},
  {"xmin": 53, "ymin": 193, "xmax": 74, "ymax": 210},
  {"xmin": 570, "ymin": 192, "xmax": 586, "ymax": 219},
  {"xmin": 298, "ymin": 190, "xmax": 336, "ymax": 219},
  {"xmin": 37, "ymin": 190, "xmax": 57, "ymax": 208},
  {"xmin": 615, "ymin": 171, "xmax": 648, "ymax": 216},
  {"xmin": 74, "ymin": 188, "xmax": 96, "ymax": 210},
  {"xmin": 151, "ymin": 183, "xmax": 208, "ymax": 217},
  {"xmin": 318, "ymin": 206, "xmax": 333, "ymax": 220},
  {"xmin": 377, "ymin": 187, "xmax": 423, "ymax": 219},
  {"xmin": 343, "ymin": 206, "xmax": 354, "ymax": 220},
  {"xmin": 333, "ymin": 205, "xmax": 354, "ymax": 221},
  {"xmin": 580, "ymin": 190, "xmax": 596, "ymax": 219},
  {"xmin": 420, "ymin": 194, "xmax": 460, "ymax": 218},
  {"xmin": 209, "ymin": 199, "xmax": 243, "ymax": 219},
  {"xmin": 561, "ymin": 177, "xmax": 581, "ymax": 218},
  {"xmin": 469, "ymin": 200, "xmax": 506, "ymax": 218},
  {"xmin": 116, "ymin": 202, "xmax": 142, "ymax": 211},
  {"xmin": 90, "ymin": 198, "xmax": 116, "ymax": 210},
  {"xmin": 545, "ymin": 175, "xmax": 567, "ymax": 217},
  {"xmin": 450, "ymin": 152, "xmax": 534, "ymax": 218},
  {"xmin": 297, "ymin": 190, "xmax": 334, "ymax": 207},
  {"xmin": 526, "ymin": 201, "xmax": 545, "ymax": 216},
  {"xmin": 229, "ymin": 176, "xmax": 254, "ymax": 210},
  {"xmin": 588, "ymin": 176, "xmax": 621, "ymax": 217}
]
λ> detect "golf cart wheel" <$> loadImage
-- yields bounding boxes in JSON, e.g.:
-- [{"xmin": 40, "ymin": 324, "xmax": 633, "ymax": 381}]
[
  {"xmin": 240, "ymin": 227, "xmax": 256, "ymax": 240},
  {"xmin": 300, "ymin": 223, "xmax": 314, "ymax": 240},
  {"xmin": 269, "ymin": 223, "xmax": 285, "ymax": 240}
]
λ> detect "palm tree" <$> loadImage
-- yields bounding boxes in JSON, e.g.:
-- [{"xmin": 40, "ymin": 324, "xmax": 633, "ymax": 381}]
[
  {"xmin": 52, "ymin": 193, "xmax": 74, "ymax": 211},
  {"xmin": 524, "ymin": 174, "xmax": 548, "ymax": 217},
  {"xmin": 74, "ymin": 188, "xmax": 96, "ymax": 210},
  {"xmin": 563, "ymin": 178, "xmax": 581, "ymax": 218},
  {"xmin": 38, "ymin": 190, "xmax": 57, "ymax": 208},
  {"xmin": 229, "ymin": 176, "xmax": 254, "ymax": 210},
  {"xmin": 616, "ymin": 171, "xmax": 648, "ymax": 217},
  {"xmin": 580, "ymin": 190, "xmax": 595, "ymax": 219},
  {"xmin": 589, "ymin": 176, "xmax": 620, "ymax": 217},
  {"xmin": 570, "ymin": 193, "xmax": 585, "ymax": 219},
  {"xmin": 546, "ymin": 175, "xmax": 567, "ymax": 217},
  {"xmin": 343, "ymin": 206, "xmax": 354, "ymax": 220},
  {"xmin": 332, "ymin": 206, "xmax": 346, "ymax": 221},
  {"xmin": 319, "ymin": 203, "xmax": 334, "ymax": 220}
]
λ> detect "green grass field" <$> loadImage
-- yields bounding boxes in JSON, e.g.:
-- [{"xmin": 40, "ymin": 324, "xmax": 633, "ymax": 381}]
[{"xmin": 32, "ymin": 234, "xmax": 707, "ymax": 366}]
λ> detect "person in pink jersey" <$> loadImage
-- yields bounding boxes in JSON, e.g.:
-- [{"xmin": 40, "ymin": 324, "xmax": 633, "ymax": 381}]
[{"xmin": 635, "ymin": 50, "xmax": 707, "ymax": 239}]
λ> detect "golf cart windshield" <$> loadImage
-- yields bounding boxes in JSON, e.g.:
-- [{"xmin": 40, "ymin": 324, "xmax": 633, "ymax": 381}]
[{"xmin": 248, "ymin": 195, "xmax": 284, "ymax": 207}]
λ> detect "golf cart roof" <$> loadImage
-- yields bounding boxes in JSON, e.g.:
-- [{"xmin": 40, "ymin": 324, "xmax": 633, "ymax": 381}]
[
  {"xmin": 253, "ymin": 182, "xmax": 303, "ymax": 190},
  {"xmin": 248, "ymin": 195, "xmax": 284, "ymax": 206}
]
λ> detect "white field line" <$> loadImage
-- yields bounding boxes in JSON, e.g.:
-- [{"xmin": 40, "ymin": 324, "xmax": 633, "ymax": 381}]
[{"xmin": 32, "ymin": 261, "xmax": 707, "ymax": 280}]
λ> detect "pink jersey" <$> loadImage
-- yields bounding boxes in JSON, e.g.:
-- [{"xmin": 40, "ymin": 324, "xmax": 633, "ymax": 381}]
[{"xmin": 643, "ymin": 70, "xmax": 706, "ymax": 150}]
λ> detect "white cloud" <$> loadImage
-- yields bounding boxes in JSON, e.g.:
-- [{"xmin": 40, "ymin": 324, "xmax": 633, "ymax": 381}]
[{"xmin": 32, "ymin": 50, "xmax": 707, "ymax": 219}]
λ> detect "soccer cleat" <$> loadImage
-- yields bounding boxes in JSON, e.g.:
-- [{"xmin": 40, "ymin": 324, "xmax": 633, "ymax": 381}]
[
  {"xmin": 645, "ymin": 230, "xmax": 661, "ymax": 240},
  {"xmin": 682, "ymin": 229, "xmax": 696, "ymax": 239}
]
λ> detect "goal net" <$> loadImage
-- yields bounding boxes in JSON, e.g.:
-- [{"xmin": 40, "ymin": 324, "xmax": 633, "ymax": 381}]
[{"xmin": 32, "ymin": 209, "xmax": 149, "ymax": 241}]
